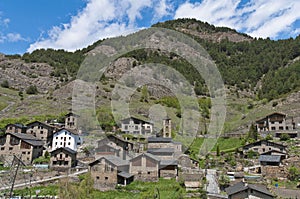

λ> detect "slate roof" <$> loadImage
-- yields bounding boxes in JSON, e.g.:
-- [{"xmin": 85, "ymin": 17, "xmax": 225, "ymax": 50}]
[
  {"xmin": 90, "ymin": 155, "xmax": 129, "ymax": 167},
  {"xmin": 65, "ymin": 112, "xmax": 79, "ymax": 117},
  {"xmin": 247, "ymin": 184, "xmax": 274, "ymax": 197},
  {"xmin": 243, "ymin": 140, "xmax": 286, "ymax": 150},
  {"xmin": 118, "ymin": 171, "xmax": 134, "ymax": 178},
  {"xmin": 259, "ymin": 155, "xmax": 281, "ymax": 163},
  {"xmin": 160, "ymin": 159, "xmax": 178, "ymax": 166},
  {"xmin": 5, "ymin": 123, "xmax": 27, "ymax": 129},
  {"xmin": 8, "ymin": 132, "xmax": 44, "ymax": 146},
  {"xmin": 147, "ymin": 136, "xmax": 172, "ymax": 143},
  {"xmin": 225, "ymin": 181, "xmax": 248, "ymax": 195},
  {"xmin": 256, "ymin": 112, "xmax": 286, "ymax": 123},
  {"xmin": 55, "ymin": 128, "xmax": 79, "ymax": 135},
  {"xmin": 147, "ymin": 148, "xmax": 174, "ymax": 154},
  {"xmin": 261, "ymin": 149, "xmax": 287, "ymax": 156},
  {"xmin": 50, "ymin": 147, "xmax": 77, "ymax": 155},
  {"xmin": 120, "ymin": 117, "xmax": 152, "ymax": 124},
  {"xmin": 26, "ymin": 121, "xmax": 57, "ymax": 129},
  {"xmin": 225, "ymin": 182, "xmax": 274, "ymax": 197},
  {"xmin": 130, "ymin": 153, "xmax": 160, "ymax": 162}
]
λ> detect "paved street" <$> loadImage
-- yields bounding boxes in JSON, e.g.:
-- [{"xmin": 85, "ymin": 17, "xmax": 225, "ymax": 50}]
[{"xmin": 206, "ymin": 169, "xmax": 220, "ymax": 194}]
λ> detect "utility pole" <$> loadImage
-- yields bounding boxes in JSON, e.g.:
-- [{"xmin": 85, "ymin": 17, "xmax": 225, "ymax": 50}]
[{"xmin": 9, "ymin": 155, "xmax": 24, "ymax": 198}]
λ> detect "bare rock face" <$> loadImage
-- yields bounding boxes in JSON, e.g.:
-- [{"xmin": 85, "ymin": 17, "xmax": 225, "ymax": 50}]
[
  {"xmin": 0, "ymin": 56, "xmax": 59, "ymax": 93},
  {"xmin": 105, "ymin": 57, "xmax": 137, "ymax": 79},
  {"xmin": 177, "ymin": 28, "xmax": 252, "ymax": 43}
]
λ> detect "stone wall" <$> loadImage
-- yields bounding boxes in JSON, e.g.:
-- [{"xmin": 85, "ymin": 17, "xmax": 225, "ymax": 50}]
[{"xmin": 261, "ymin": 165, "xmax": 287, "ymax": 179}]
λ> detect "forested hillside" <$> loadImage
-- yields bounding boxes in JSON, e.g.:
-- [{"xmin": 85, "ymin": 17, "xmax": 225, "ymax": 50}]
[{"xmin": 4, "ymin": 18, "xmax": 300, "ymax": 101}]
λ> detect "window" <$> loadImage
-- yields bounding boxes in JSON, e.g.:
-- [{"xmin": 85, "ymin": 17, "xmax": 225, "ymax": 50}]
[
  {"xmin": 96, "ymin": 176, "xmax": 100, "ymax": 180},
  {"xmin": 279, "ymin": 126, "xmax": 284, "ymax": 130},
  {"xmin": 68, "ymin": 142, "xmax": 71, "ymax": 145},
  {"xmin": 148, "ymin": 171, "xmax": 151, "ymax": 175},
  {"xmin": 55, "ymin": 142, "xmax": 57, "ymax": 146},
  {"xmin": 0, "ymin": 147, "xmax": 4, "ymax": 151},
  {"xmin": 56, "ymin": 137, "xmax": 58, "ymax": 139},
  {"xmin": 22, "ymin": 151, "xmax": 26, "ymax": 154},
  {"xmin": 60, "ymin": 154, "xmax": 63, "ymax": 159},
  {"xmin": 66, "ymin": 154, "xmax": 68, "ymax": 158},
  {"xmin": 69, "ymin": 137, "xmax": 71, "ymax": 140},
  {"xmin": 27, "ymin": 151, "xmax": 30, "ymax": 154},
  {"xmin": 271, "ymin": 127, "xmax": 276, "ymax": 130},
  {"xmin": 9, "ymin": 147, "xmax": 13, "ymax": 150},
  {"xmin": 40, "ymin": 131, "xmax": 43, "ymax": 134},
  {"xmin": 105, "ymin": 177, "xmax": 108, "ymax": 180},
  {"xmin": 124, "ymin": 125, "xmax": 128, "ymax": 130}
]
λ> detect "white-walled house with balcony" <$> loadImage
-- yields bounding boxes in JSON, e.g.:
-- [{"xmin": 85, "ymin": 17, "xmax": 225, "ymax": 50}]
[
  {"xmin": 120, "ymin": 117, "xmax": 153, "ymax": 137},
  {"xmin": 51, "ymin": 128, "xmax": 83, "ymax": 151}
]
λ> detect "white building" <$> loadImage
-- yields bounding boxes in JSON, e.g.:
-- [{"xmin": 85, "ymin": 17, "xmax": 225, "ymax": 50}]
[
  {"xmin": 52, "ymin": 128, "xmax": 83, "ymax": 151},
  {"xmin": 120, "ymin": 117, "xmax": 153, "ymax": 136}
]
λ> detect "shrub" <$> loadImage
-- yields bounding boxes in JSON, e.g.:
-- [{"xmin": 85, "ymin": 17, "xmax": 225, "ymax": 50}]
[
  {"xmin": 280, "ymin": 134, "xmax": 290, "ymax": 141},
  {"xmin": 1, "ymin": 80, "xmax": 9, "ymax": 88},
  {"xmin": 26, "ymin": 85, "xmax": 38, "ymax": 94}
]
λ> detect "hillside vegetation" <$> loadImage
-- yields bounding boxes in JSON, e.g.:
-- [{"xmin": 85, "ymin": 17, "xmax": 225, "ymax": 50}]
[
  {"xmin": 1, "ymin": 18, "xmax": 300, "ymax": 134},
  {"xmin": 4, "ymin": 18, "xmax": 299, "ymax": 101}
]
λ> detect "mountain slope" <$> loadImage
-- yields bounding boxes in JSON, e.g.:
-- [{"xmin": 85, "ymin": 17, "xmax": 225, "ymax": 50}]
[{"xmin": 0, "ymin": 18, "xmax": 299, "ymax": 134}]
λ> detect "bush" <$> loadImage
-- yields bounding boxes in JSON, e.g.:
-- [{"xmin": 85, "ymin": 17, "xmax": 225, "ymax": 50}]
[
  {"xmin": 26, "ymin": 85, "xmax": 38, "ymax": 94},
  {"xmin": 1, "ymin": 80, "xmax": 9, "ymax": 88},
  {"xmin": 280, "ymin": 134, "xmax": 290, "ymax": 141}
]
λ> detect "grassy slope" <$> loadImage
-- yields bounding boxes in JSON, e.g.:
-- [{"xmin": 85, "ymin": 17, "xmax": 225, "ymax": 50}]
[{"xmin": 12, "ymin": 179, "xmax": 186, "ymax": 199}]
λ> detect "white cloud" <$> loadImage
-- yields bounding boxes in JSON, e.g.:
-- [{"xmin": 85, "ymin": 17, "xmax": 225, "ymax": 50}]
[
  {"xmin": 6, "ymin": 33, "xmax": 26, "ymax": 42},
  {"xmin": 28, "ymin": 0, "xmax": 171, "ymax": 52},
  {"xmin": 174, "ymin": 0, "xmax": 300, "ymax": 39},
  {"xmin": 152, "ymin": 0, "xmax": 173, "ymax": 22},
  {"xmin": 0, "ymin": 32, "xmax": 26, "ymax": 43}
]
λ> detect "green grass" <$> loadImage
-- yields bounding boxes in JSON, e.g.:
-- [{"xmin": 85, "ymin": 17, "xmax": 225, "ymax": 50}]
[
  {"xmin": 12, "ymin": 185, "xmax": 58, "ymax": 197},
  {"xmin": 189, "ymin": 137, "xmax": 243, "ymax": 159},
  {"xmin": 10, "ymin": 179, "xmax": 186, "ymax": 199}
]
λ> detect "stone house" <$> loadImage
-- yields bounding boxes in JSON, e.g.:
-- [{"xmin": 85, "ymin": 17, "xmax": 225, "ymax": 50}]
[
  {"xmin": 159, "ymin": 159, "xmax": 178, "ymax": 179},
  {"xmin": 256, "ymin": 112, "xmax": 295, "ymax": 132},
  {"xmin": 50, "ymin": 147, "xmax": 77, "ymax": 169},
  {"xmin": 52, "ymin": 128, "xmax": 83, "ymax": 151},
  {"xmin": 96, "ymin": 134, "xmax": 135, "ymax": 159},
  {"xmin": 120, "ymin": 117, "xmax": 153, "ymax": 137},
  {"xmin": 0, "ymin": 132, "xmax": 43, "ymax": 164},
  {"xmin": 147, "ymin": 147, "xmax": 174, "ymax": 160},
  {"xmin": 26, "ymin": 121, "xmax": 57, "ymax": 145},
  {"xmin": 178, "ymin": 154, "xmax": 199, "ymax": 169},
  {"xmin": 5, "ymin": 123, "xmax": 27, "ymax": 134},
  {"xmin": 242, "ymin": 140, "xmax": 287, "ymax": 155},
  {"xmin": 129, "ymin": 153, "xmax": 160, "ymax": 182},
  {"xmin": 147, "ymin": 136, "xmax": 182, "ymax": 158},
  {"xmin": 95, "ymin": 144, "xmax": 121, "ymax": 157},
  {"xmin": 178, "ymin": 168, "xmax": 203, "ymax": 191},
  {"xmin": 225, "ymin": 182, "xmax": 274, "ymax": 199},
  {"xmin": 89, "ymin": 156, "xmax": 132, "ymax": 191}
]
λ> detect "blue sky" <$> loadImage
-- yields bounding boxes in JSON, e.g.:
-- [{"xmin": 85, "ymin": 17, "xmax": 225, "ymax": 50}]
[{"xmin": 1, "ymin": 0, "xmax": 300, "ymax": 55}]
